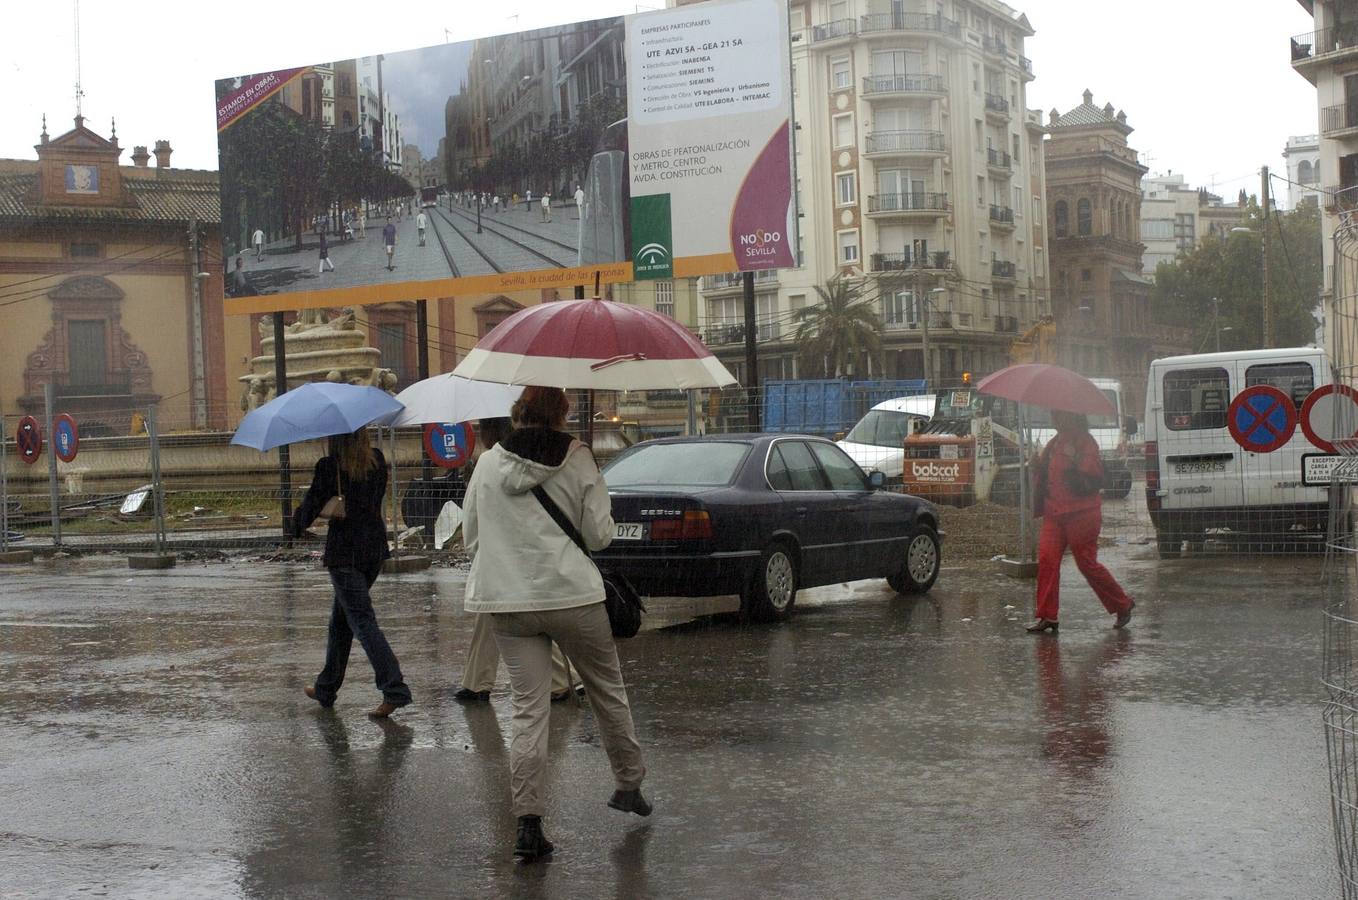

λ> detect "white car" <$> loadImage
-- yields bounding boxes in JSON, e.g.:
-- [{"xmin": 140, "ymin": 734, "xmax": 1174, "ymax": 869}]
[{"xmin": 837, "ymin": 395, "xmax": 935, "ymax": 482}]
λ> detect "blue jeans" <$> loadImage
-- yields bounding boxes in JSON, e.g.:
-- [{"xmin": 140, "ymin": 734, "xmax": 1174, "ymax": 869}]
[{"xmin": 314, "ymin": 566, "xmax": 411, "ymax": 707}]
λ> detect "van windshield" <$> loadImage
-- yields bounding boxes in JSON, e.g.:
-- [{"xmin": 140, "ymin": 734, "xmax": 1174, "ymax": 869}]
[{"xmin": 844, "ymin": 410, "xmax": 916, "ymax": 448}]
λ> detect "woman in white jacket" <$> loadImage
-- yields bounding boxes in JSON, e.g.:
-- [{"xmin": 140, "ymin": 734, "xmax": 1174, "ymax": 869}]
[{"xmin": 463, "ymin": 386, "xmax": 650, "ymax": 861}]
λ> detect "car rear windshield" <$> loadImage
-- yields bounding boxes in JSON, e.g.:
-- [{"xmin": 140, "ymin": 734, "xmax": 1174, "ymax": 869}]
[
  {"xmin": 603, "ymin": 442, "xmax": 751, "ymax": 487},
  {"xmin": 844, "ymin": 410, "xmax": 916, "ymax": 448}
]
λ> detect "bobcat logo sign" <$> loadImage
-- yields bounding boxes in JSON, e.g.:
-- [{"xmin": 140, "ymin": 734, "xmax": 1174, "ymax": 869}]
[{"xmin": 910, "ymin": 461, "xmax": 962, "ymax": 481}]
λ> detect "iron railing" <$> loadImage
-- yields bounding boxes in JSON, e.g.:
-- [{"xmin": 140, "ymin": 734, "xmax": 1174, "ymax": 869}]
[
  {"xmin": 870, "ymin": 251, "xmax": 951, "ymax": 272},
  {"xmin": 1324, "ymin": 104, "xmax": 1358, "ymax": 135},
  {"xmin": 858, "ymin": 11, "xmax": 961, "ymax": 39},
  {"xmin": 813, "ymin": 18, "xmax": 856, "ymax": 42},
  {"xmin": 861, "ymin": 73, "xmax": 946, "ymax": 96},
  {"xmin": 1293, "ymin": 26, "xmax": 1358, "ymax": 62},
  {"xmin": 987, "ymin": 147, "xmax": 1013, "ymax": 170},
  {"xmin": 989, "ymin": 205, "xmax": 1015, "ymax": 226},
  {"xmin": 864, "ymin": 130, "xmax": 946, "ymax": 155},
  {"xmin": 992, "ymin": 259, "xmax": 1017, "ymax": 279},
  {"xmin": 868, "ymin": 192, "xmax": 948, "ymax": 213},
  {"xmin": 985, "ymin": 93, "xmax": 1010, "ymax": 115}
]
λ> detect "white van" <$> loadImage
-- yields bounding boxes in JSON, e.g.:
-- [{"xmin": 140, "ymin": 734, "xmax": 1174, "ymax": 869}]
[
  {"xmin": 1143, "ymin": 347, "xmax": 1329, "ymax": 556},
  {"xmin": 837, "ymin": 394, "xmax": 935, "ymax": 483},
  {"xmin": 1028, "ymin": 378, "xmax": 1137, "ymax": 498}
]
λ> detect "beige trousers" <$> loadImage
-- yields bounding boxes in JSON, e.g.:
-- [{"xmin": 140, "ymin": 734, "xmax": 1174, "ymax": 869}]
[
  {"xmin": 461, "ymin": 612, "xmax": 573, "ymax": 694},
  {"xmin": 491, "ymin": 602, "xmax": 645, "ymax": 818}
]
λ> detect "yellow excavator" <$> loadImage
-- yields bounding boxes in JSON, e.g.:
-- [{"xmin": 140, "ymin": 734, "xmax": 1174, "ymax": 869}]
[{"xmin": 1007, "ymin": 315, "xmax": 1057, "ymax": 365}]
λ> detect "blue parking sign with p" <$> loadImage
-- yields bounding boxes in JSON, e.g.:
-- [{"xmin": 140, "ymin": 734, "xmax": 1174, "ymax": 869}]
[{"xmin": 423, "ymin": 422, "xmax": 476, "ymax": 469}]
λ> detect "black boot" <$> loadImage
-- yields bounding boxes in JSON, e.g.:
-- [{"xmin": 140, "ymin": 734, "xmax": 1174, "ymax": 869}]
[
  {"xmin": 514, "ymin": 815, "xmax": 554, "ymax": 861},
  {"xmin": 607, "ymin": 788, "xmax": 653, "ymax": 817}
]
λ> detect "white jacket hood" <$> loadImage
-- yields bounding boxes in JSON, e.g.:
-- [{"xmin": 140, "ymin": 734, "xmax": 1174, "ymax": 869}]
[{"xmin": 462, "ymin": 427, "xmax": 615, "ymax": 614}]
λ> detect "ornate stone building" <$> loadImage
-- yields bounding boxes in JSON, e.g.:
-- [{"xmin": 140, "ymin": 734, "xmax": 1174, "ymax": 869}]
[
  {"xmin": 1045, "ymin": 91, "xmax": 1187, "ymax": 413},
  {"xmin": 0, "ymin": 116, "xmax": 231, "ymax": 434}
]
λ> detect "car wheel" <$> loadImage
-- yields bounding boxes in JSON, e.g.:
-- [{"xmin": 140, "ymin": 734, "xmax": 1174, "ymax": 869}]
[
  {"xmin": 888, "ymin": 524, "xmax": 941, "ymax": 594},
  {"xmin": 1156, "ymin": 530, "xmax": 1181, "ymax": 559},
  {"xmin": 741, "ymin": 543, "xmax": 798, "ymax": 623}
]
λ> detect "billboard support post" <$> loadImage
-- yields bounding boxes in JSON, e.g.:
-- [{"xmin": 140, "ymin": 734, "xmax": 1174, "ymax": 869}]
[
  {"xmin": 45, "ymin": 383, "xmax": 60, "ymax": 548},
  {"xmin": 416, "ymin": 299, "xmax": 431, "ymax": 483},
  {"xmin": 743, "ymin": 271, "xmax": 759, "ymax": 431},
  {"xmin": 272, "ymin": 312, "xmax": 292, "ymax": 542}
]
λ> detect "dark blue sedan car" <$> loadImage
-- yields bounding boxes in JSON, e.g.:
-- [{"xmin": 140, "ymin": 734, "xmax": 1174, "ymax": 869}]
[{"xmin": 595, "ymin": 434, "xmax": 942, "ymax": 622}]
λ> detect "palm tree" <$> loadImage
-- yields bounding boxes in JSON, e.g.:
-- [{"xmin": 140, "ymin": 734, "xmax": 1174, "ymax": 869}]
[{"xmin": 794, "ymin": 276, "xmax": 888, "ymax": 378}]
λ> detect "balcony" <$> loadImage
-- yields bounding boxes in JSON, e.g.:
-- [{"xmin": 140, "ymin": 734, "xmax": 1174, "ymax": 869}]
[
  {"xmin": 858, "ymin": 11, "xmax": 962, "ymax": 41},
  {"xmin": 1019, "ymin": 56, "xmax": 1034, "ymax": 79},
  {"xmin": 866, "ymin": 191, "xmax": 949, "ymax": 219},
  {"xmin": 870, "ymin": 250, "xmax": 951, "ymax": 273},
  {"xmin": 884, "ymin": 310, "xmax": 952, "ymax": 331},
  {"xmin": 991, "ymin": 259, "xmax": 1017, "ymax": 281},
  {"xmin": 703, "ymin": 324, "xmax": 746, "ymax": 346},
  {"xmin": 861, "ymin": 73, "xmax": 947, "ymax": 101},
  {"xmin": 701, "ymin": 269, "xmax": 779, "ymax": 293},
  {"xmin": 813, "ymin": 18, "xmax": 856, "ymax": 43},
  {"xmin": 864, "ymin": 130, "xmax": 947, "ymax": 159},
  {"xmin": 986, "ymin": 147, "xmax": 1013, "ymax": 173},
  {"xmin": 984, "ymin": 93, "xmax": 1010, "ymax": 120},
  {"xmin": 1292, "ymin": 26, "xmax": 1358, "ymax": 73},
  {"xmin": 1325, "ymin": 184, "xmax": 1358, "ymax": 213},
  {"xmin": 982, "ymin": 35, "xmax": 1008, "ymax": 58},
  {"xmin": 988, "ymin": 204, "xmax": 1015, "ymax": 229},
  {"xmin": 1323, "ymin": 103, "xmax": 1358, "ymax": 137},
  {"xmin": 993, "ymin": 314, "xmax": 1018, "ymax": 334}
]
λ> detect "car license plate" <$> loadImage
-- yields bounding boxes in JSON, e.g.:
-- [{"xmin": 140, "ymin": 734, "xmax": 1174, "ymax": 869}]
[
  {"xmin": 1173, "ymin": 460, "xmax": 1226, "ymax": 474},
  {"xmin": 614, "ymin": 522, "xmax": 645, "ymax": 541}
]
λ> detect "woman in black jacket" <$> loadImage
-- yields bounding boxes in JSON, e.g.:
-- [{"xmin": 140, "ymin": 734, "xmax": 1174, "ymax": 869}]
[{"xmin": 294, "ymin": 428, "xmax": 411, "ymax": 717}]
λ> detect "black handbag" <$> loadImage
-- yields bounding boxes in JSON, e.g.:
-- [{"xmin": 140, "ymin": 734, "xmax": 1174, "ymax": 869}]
[{"xmin": 531, "ymin": 485, "xmax": 645, "ymax": 639}]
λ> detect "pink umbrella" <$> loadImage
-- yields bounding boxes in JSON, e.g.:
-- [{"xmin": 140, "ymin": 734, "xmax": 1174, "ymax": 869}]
[
  {"xmin": 976, "ymin": 364, "xmax": 1115, "ymax": 416},
  {"xmin": 452, "ymin": 297, "xmax": 737, "ymax": 391}
]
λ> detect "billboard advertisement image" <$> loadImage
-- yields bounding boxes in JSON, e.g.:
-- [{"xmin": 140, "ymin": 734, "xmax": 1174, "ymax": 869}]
[{"xmin": 215, "ymin": 0, "xmax": 793, "ymax": 316}]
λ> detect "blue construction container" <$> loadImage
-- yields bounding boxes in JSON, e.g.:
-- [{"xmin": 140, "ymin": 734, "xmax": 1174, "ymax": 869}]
[{"xmin": 761, "ymin": 379, "xmax": 929, "ymax": 435}]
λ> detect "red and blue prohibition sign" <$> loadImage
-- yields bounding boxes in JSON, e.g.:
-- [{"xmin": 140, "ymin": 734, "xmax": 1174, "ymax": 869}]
[
  {"xmin": 1227, "ymin": 385, "xmax": 1297, "ymax": 453},
  {"xmin": 423, "ymin": 422, "xmax": 476, "ymax": 469}
]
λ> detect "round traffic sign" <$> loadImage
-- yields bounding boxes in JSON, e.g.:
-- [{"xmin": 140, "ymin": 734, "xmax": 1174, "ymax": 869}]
[
  {"xmin": 423, "ymin": 422, "xmax": 476, "ymax": 469},
  {"xmin": 1300, "ymin": 383, "xmax": 1358, "ymax": 453},
  {"xmin": 1227, "ymin": 385, "xmax": 1297, "ymax": 453},
  {"xmin": 53, "ymin": 413, "xmax": 79, "ymax": 463},
  {"xmin": 15, "ymin": 416, "xmax": 42, "ymax": 465}
]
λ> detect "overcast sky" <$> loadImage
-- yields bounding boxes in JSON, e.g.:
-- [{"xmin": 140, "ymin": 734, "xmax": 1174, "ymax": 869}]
[{"xmin": 1, "ymin": 0, "xmax": 1319, "ymax": 200}]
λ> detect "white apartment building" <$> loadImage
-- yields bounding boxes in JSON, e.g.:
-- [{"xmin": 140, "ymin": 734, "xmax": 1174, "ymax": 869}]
[
  {"xmin": 1290, "ymin": 0, "xmax": 1358, "ymax": 361},
  {"xmin": 1283, "ymin": 134, "xmax": 1322, "ymax": 209},
  {"xmin": 1139, "ymin": 173, "xmax": 1247, "ymax": 275},
  {"xmin": 698, "ymin": 0, "xmax": 1049, "ymax": 386}
]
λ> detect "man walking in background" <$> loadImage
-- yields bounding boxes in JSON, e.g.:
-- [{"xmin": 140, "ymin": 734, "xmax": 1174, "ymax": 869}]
[
  {"xmin": 253, "ymin": 226, "xmax": 265, "ymax": 261},
  {"xmin": 541, "ymin": 193, "xmax": 551, "ymax": 223},
  {"xmin": 383, "ymin": 218, "xmax": 397, "ymax": 271},
  {"xmin": 416, "ymin": 210, "xmax": 427, "ymax": 247}
]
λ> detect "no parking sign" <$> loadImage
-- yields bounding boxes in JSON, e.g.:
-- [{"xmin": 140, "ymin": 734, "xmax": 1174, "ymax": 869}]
[
  {"xmin": 1227, "ymin": 385, "xmax": 1296, "ymax": 453},
  {"xmin": 423, "ymin": 422, "xmax": 476, "ymax": 469},
  {"xmin": 15, "ymin": 416, "xmax": 42, "ymax": 465}
]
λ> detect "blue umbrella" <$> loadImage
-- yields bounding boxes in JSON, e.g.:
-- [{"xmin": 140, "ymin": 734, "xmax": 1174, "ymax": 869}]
[{"xmin": 231, "ymin": 382, "xmax": 404, "ymax": 452}]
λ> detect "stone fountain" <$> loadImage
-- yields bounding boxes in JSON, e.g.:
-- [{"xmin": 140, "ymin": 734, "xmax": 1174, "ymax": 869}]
[{"xmin": 239, "ymin": 308, "xmax": 398, "ymax": 410}]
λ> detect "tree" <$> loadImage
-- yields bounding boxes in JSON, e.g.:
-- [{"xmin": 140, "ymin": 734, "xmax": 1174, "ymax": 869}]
[
  {"xmin": 793, "ymin": 276, "xmax": 890, "ymax": 378},
  {"xmin": 1152, "ymin": 200, "xmax": 1321, "ymax": 351}
]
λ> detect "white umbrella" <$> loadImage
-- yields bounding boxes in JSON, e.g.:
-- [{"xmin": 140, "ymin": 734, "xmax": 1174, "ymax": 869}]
[{"xmin": 389, "ymin": 374, "xmax": 524, "ymax": 427}]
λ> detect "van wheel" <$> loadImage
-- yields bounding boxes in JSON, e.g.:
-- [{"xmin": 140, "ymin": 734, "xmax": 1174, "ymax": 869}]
[
  {"xmin": 1156, "ymin": 531, "xmax": 1181, "ymax": 559},
  {"xmin": 1184, "ymin": 532, "xmax": 1206, "ymax": 554},
  {"xmin": 741, "ymin": 543, "xmax": 798, "ymax": 623},
  {"xmin": 888, "ymin": 524, "xmax": 941, "ymax": 594}
]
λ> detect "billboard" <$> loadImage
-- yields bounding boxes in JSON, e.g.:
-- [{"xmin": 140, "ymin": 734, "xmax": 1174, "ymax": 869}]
[{"xmin": 215, "ymin": 0, "xmax": 794, "ymax": 316}]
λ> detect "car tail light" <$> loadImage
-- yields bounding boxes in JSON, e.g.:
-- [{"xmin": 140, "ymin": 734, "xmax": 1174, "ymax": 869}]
[
  {"xmin": 649, "ymin": 509, "xmax": 713, "ymax": 541},
  {"xmin": 1144, "ymin": 440, "xmax": 1160, "ymax": 510},
  {"xmin": 1144, "ymin": 441, "xmax": 1159, "ymax": 490}
]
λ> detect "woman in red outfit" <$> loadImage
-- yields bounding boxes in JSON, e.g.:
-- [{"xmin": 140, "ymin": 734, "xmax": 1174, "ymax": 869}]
[{"xmin": 1026, "ymin": 410, "xmax": 1135, "ymax": 633}]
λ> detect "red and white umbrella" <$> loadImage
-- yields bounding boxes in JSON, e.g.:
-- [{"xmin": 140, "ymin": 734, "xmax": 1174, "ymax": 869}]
[
  {"xmin": 453, "ymin": 297, "xmax": 737, "ymax": 390},
  {"xmin": 976, "ymin": 364, "xmax": 1115, "ymax": 416}
]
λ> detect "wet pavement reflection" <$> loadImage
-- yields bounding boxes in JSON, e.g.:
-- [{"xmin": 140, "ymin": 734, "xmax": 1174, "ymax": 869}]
[{"xmin": 0, "ymin": 544, "xmax": 1339, "ymax": 897}]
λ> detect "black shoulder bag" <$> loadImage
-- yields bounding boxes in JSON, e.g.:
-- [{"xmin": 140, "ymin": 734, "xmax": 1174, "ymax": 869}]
[{"xmin": 531, "ymin": 486, "xmax": 645, "ymax": 639}]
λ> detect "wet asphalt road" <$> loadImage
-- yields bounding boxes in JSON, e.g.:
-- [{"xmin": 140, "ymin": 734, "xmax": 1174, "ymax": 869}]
[{"xmin": 0, "ymin": 544, "xmax": 1340, "ymax": 899}]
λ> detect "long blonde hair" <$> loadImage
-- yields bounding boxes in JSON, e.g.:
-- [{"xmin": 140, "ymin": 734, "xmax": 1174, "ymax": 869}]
[{"xmin": 329, "ymin": 428, "xmax": 376, "ymax": 481}]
